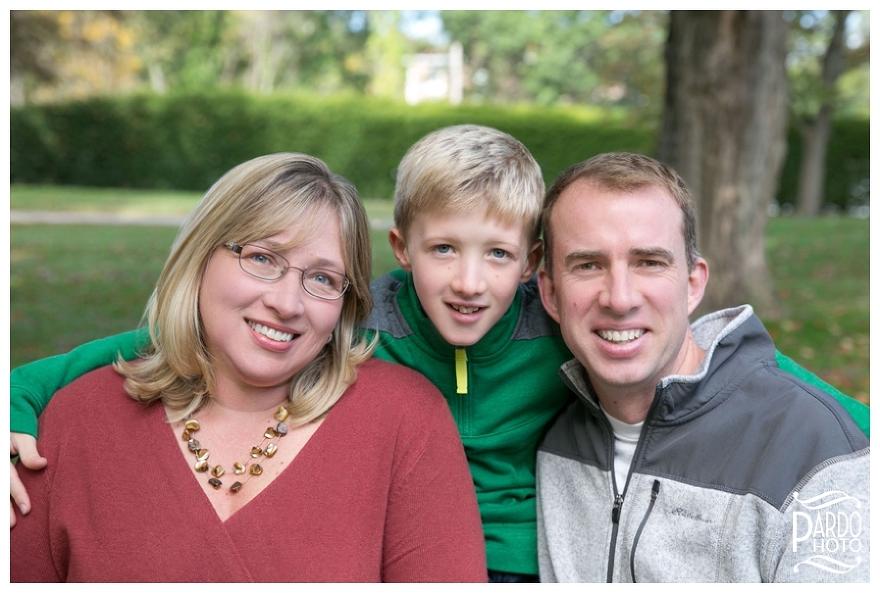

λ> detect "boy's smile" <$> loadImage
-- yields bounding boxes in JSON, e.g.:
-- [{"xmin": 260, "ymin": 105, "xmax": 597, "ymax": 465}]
[{"xmin": 389, "ymin": 206, "xmax": 541, "ymax": 347}]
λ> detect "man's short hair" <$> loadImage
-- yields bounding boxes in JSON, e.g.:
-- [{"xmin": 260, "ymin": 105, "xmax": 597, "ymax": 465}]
[
  {"xmin": 394, "ymin": 124, "xmax": 545, "ymax": 243},
  {"xmin": 541, "ymin": 152, "xmax": 700, "ymax": 274}
]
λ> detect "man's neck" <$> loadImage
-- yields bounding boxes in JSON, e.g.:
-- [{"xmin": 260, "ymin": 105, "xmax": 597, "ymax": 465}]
[{"xmin": 595, "ymin": 389, "xmax": 654, "ymax": 425}]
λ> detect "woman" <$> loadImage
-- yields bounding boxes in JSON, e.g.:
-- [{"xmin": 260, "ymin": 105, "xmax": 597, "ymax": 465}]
[{"xmin": 10, "ymin": 153, "xmax": 486, "ymax": 582}]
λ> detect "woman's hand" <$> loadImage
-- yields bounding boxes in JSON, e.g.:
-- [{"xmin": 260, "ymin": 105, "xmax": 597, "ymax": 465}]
[{"xmin": 10, "ymin": 433, "xmax": 46, "ymax": 528}]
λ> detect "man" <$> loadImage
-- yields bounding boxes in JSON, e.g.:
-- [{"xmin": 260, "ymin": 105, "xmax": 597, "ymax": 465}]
[{"xmin": 535, "ymin": 152, "xmax": 869, "ymax": 582}]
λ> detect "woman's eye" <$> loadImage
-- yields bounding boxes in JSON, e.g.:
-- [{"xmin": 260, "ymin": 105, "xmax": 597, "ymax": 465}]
[
  {"xmin": 249, "ymin": 252, "xmax": 275, "ymax": 266},
  {"xmin": 311, "ymin": 272, "xmax": 331, "ymax": 286}
]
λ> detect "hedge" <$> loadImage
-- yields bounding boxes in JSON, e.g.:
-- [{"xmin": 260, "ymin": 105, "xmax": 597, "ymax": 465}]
[{"xmin": 10, "ymin": 90, "xmax": 867, "ymax": 208}]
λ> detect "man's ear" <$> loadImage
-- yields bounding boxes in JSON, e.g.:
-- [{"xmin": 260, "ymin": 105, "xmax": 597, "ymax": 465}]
[
  {"xmin": 519, "ymin": 240, "xmax": 544, "ymax": 283},
  {"xmin": 388, "ymin": 227, "xmax": 412, "ymax": 272},
  {"xmin": 538, "ymin": 265, "xmax": 561, "ymax": 324},
  {"xmin": 687, "ymin": 257, "xmax": 709, "ymax": 315}
]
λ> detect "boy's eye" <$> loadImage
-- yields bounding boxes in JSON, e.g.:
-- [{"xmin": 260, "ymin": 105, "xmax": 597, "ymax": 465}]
[
  {"xmin": 490, "ymin": 249, "xmax": 509, "ymax": 259},
  {"xmin": 434, "ymin": 245, "xmax": 452, "ymax": 254}
]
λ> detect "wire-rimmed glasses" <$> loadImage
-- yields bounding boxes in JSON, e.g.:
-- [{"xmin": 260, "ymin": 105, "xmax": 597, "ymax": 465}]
[{"xmin": 223, "ymin": 242, "xmax": 350, "ymax": 301}]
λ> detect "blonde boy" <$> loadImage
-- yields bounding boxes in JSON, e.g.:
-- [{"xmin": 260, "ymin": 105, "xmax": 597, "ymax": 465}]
[{"xmin": 365, "ymin": 125, "xmax": 573, "ymax": 581}]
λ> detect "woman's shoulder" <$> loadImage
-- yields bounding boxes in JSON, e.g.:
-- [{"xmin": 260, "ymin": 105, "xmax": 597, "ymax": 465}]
[
  {"xmin": 45, "ymin": 364, "xmax": 135, "ymax": 419},
  {"xmin": 349, "ymin": 357, "xmax": 447, "ymax": 412}
]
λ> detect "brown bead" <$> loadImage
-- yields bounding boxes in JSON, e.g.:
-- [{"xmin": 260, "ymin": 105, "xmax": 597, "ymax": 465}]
[
  {"xmin": 195, "ymin": 448, "xmax": 210, "ymax": 461},
  {"xmin": 264, "ymin": 427, "xmax": 278, "ymax": 439},
  {"xmin": 182, "ymin": 429, "xmax": 191, "ymax": 441},
  {"xmin": 233, "ymin": 462, "xmax": 246, "ymax": 475},
  {"xmin": 250, "ymin": 446, "xmax": 263, "ymax": 458},
  {"xmin": 250, "ymin": 464, "xmax": 263, "ymax": 476},
  {"xmin": 185, "ymin": 420, "xmax": 200, "ymax": 432},
  {"xmin": 211, "ymin": 465, "xmax": 225, "ymax": 478},
  {"xmin": 230, "ymin": 481, "xmax": 243, "ymax": 493},
  {"xmin": 265, "ymin": 443, "xmax": 278, "ymax": 458},
  {"xmin": 194, "ymin": 459, "xmax": 209, "ymax": 472},
  {"xmin": 208, "ymin": 477, "xmax": 222, "ymax": 489},
  {"xmin": 274, "ymin": 406, "xmax": 290, "ymax": 422}
]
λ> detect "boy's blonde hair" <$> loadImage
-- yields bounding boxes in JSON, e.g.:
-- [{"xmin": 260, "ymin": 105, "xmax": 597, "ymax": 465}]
[
  {"xmin": 393, "ymin": 124, "xmax": 544, "ymax": 243},
  {"xmin": 116, "ymin": 153, "xmax": 375, "ymax": 425}
]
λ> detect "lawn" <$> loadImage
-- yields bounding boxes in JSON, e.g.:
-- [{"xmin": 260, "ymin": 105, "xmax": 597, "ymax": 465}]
[{"xmin": 9, "ymin": 185, "xmax": 869, "ymax": 405}]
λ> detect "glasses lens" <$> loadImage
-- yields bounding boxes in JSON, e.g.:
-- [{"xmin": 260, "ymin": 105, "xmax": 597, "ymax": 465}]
[
  {"xmin": 238, "ymin": 245, "xmax": 284, "ymax": 280},
  {"xmin": 303, "ymin": 269, "xmax": 349, "ymax": 299}
]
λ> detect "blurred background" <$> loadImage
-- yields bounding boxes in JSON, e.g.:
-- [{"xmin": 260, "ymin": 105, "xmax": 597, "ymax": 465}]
[{"xmin": 8, "ymin": 10, "xmax": 870, "ymax": 404}]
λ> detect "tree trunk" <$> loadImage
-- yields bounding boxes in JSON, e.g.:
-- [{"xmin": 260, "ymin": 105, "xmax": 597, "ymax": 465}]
[
  {"xmin": 795, "ymin": 10, "xmax": 850, "ymax": 216},
  {"xmin": 658, "ymin": 11, "xmax": 789, "ymax": 320},
  {"xmin": 794, "ymin": 104, "xmax": 833, "ymax": 216}
]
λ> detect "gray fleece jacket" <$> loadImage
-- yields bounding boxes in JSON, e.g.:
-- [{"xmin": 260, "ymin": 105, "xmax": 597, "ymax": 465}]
[{"xmin": 537, "ymin": 306, "xmax": 870, "ymax": 582}]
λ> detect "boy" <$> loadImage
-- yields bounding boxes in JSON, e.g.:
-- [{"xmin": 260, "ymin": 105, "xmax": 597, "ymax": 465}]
[{"xmin": 10, "ymin": 125, "xmax": 871, "ymax": 581}]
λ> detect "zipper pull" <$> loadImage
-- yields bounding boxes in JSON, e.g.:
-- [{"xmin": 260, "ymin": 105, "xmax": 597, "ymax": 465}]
[
  {"xmin": 611, "ymin": 494, "xmax": 624, "ymax": 524},
  {"xmin": 455, "ymin": 348, "xmax": 468, "ymax": 394}
]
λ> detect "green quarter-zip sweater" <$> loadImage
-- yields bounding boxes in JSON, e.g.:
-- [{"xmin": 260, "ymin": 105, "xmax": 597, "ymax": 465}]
[{"xmin": 364, "ymin": 270, "xmax": 573, "ymax": 575}]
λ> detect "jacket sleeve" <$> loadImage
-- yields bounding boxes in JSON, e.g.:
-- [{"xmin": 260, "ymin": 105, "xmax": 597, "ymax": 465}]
[
  {"xmin": 771, "ymin": 450, "xmax": 870, "ymax": 582},
  {"xmin": 381, "ymin": 384, "xmax": 487, "ymax": 582},
  {"xmin": 10, "ymin": 328, "xmax": 148, "ymax": 437},
  {"xmin": 774, "ymin": 350, "xmax": 869, "ymax": 438}
]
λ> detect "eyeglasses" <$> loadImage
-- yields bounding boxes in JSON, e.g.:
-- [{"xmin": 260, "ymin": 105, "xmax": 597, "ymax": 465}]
[{"xmin": 223, "ymin": 242, "xmax": 350, "ymax": 301}]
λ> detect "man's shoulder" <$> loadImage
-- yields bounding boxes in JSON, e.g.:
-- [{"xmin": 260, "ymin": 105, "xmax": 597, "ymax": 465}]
[{"xmin": 511, "ymin": 276, "xmax": 563, "ymax": 342}]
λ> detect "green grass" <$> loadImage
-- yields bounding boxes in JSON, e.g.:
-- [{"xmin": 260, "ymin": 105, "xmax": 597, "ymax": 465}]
[{"xmin": 10, "ymin": 185, "xmax": 869, "ymax": 405}]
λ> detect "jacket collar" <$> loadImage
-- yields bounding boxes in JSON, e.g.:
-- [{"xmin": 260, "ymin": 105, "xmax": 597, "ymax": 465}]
[{"xmin": 559, "ymin": 305, "xmax": 770, "ymax": 422}]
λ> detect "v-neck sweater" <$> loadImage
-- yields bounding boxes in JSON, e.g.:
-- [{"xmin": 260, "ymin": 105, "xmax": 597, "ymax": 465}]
[{"xmin": 10, "ymin": 359, "xmax": 487, "ymax": 582}]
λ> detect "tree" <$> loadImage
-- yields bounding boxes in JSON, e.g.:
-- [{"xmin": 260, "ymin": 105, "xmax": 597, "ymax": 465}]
[
  {"xmin": 440, "ymin": 10, "xmax": 666, "ymax": 108},
  {"xmin": 9, "ymin": 11, "xmax": 62, "ymax": 106},
  {"xmin": 789, "ymin": 11, "xmax": 867, "ymax": 216},
  {"xmin": 658, "ymin": 11, "xmax": 789, "ymax": 319}
]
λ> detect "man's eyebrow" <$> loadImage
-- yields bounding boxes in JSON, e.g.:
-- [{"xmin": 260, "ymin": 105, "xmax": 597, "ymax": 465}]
[
  {"xmin": 631, "ymin": 247, "xmax": 675, "ymax": 262},
  {"xmin": 563, "ymin": 250, "xmax": 603, "ymax": 265}
]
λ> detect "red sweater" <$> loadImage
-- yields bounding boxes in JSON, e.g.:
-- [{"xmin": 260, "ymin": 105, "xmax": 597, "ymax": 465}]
[{"xmin": 11, "ymin": 358, "xmax": 487, "ymax": 582}]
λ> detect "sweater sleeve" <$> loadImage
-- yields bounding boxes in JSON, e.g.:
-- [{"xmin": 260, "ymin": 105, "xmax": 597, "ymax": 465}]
[
  {"xmin": 774, "ymin": 350, "xmax": 870, "ymax": 438},
  {"xmin": 381, "ymin": 383, "xmax": 487, "ymax": 582},
  {"xmin": 10, "ymin": 328, "xmax": 148, "ymax": 437}
]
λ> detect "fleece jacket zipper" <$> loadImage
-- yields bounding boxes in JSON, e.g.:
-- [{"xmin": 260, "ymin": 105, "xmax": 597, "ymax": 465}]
[{"xmin": 630, "ymin": 479, "xmax": 661, "ymax": 583}]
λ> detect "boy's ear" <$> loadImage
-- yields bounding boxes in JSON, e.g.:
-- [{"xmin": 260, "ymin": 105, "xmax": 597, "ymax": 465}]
[
  {"xmin": 519, "ymin": 240, "xmax": 544, "ymax": 283},
  {"xmin": 388, "ymin": 227, "xmax": 412, "ymax": 272}
]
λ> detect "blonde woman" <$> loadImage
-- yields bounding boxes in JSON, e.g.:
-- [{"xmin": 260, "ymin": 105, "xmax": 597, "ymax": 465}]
[{"xmin": 10, "ymin": 153, "xmax": 486, "ymax": 582}]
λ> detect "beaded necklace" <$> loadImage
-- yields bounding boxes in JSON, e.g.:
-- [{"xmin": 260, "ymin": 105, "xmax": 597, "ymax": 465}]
[{"xmin": 181, "ymin": 405, "xmax": 290, "ymax": 493}]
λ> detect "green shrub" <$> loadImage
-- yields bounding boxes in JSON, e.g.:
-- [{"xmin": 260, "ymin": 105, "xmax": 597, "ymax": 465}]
[
  {"xmin": 10, "ymin": 91, "xmax": 654, "ymax": 199},
  {"xmin": 10, "ymin": 91, "xmax": 867, "ymax": 207}
]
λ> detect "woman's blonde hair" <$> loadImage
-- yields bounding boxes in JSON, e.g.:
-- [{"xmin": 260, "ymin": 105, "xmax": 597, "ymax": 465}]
[{"xmin": 116, "ymin": 153, "xmax": 375, "ymax": 425}]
